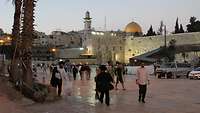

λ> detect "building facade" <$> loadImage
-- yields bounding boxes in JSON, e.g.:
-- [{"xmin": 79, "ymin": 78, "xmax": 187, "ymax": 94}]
[{"xmin": 31, "ymin": 11, "xmax": 200, "ymax": 64}]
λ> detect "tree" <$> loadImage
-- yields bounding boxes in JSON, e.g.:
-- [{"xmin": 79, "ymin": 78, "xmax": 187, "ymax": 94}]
[
  {"xmin": 187, "ymin": 16, "xmax": 200, "ymax": 32},
  {"xmin": 190, "ymin": 16, "xmax": 196, "ymax": 24},
  {"xmin": 21, "ymin": 0, "xmax": 37, "ymax": 86},
  {"xmin": 179, "ymin": 24, "xmax": 184, "ymax": 33},
  {"xmin": 157, "ymin": 21, "xmax": 164, "ymax": 35},
  {"xmin": 175, "ymin": 18, "xmax": 180, "ymax": 33},
  {"xmin": 11, "ymin": 0, "xmax": 22, "ymax": 46},
  {"xmin": 134, "ymin": 32, "xmax": 141, "ymax": 37},
  {"xmin": 146, "ymin": 25, "xmax": 156, "ymax": 36},
  {"xmin": 10, "ymin": 0, "xmax": 49, "ymax": 102},
  {"xmin": 0, "ymin": 28, "xmax": 4, "ymax": 35},
  {"xmin": 10, "ymin": 0, "xmax": 23, "ymax": 83}
]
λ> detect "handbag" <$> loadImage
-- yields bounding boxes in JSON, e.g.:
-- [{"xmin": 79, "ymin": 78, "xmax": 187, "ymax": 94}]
[{"xmin": 109, "ymin": 83, "xmax": 114, "ymax": 90}]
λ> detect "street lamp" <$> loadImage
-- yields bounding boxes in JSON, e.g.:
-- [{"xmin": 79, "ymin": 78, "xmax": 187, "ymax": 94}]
[
  {"xmin": 164, "ymin": 25, "xmax": 167, "ymax": 48},
  {"xmin": 0, "ymin": 40, "xmax": 4, "ymax": 44},
  {"xmin": 6, "ymin": 36, "xmax": 12, "ymax": 41},
  {"xmin": 51, "ymin": 48, "xmax": 56, "ymax": 52},
  {"xmin": 50, "ymin": 48, "xmax": 57, "ymax": 60}
]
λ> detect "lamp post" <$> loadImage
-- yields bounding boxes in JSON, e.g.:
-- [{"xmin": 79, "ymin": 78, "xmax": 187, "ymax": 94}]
[{"xmin": 164, "ymin": 25, "xmax": 167, "ymax": 48}]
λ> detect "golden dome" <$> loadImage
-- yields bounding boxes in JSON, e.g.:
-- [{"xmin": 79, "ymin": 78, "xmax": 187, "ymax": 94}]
[{"xmin": 125, "ymin": 21, "xmax": 142, "ymax": 33}]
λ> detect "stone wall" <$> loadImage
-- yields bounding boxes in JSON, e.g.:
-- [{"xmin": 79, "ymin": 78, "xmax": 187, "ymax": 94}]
[
  {"xmin": 85, "ymin": 32, "xmax": 125, "ymax": 64},
  {"xmin": 80, "ymin": 32, "xmax": 200, "ymax": 64},
  {"xmin": 125, "ymin": 32, "xmax": 200, "ymax": 63}
]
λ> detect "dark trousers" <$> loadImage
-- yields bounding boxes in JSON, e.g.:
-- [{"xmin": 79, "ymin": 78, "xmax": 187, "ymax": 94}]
[
  {"xmin": 52, "ymin": 79, "xmax": 62, "ymax": 96},
  {"xmin": 100, "ymin": 90, "xmax": 110, "ymax": 106},
  {"xmin": 73, "ymin": 72, "xmax": 77, "ymax": 80},
  {"xmin": 95, "ymin": 90, "xmax": 100, "ymax": 100},
  {"xmin": 139, "ymin": 84, "xmax": 147, "ymax": 101},
  {"xmin": 116, "ymin": 76, "xmax": 124, "ymax": 84}
]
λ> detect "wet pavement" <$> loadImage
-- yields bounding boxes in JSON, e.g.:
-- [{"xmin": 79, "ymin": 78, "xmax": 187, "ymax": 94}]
[{"xmin": 1, "ymin": 67, "xmax": 200, "ymax": 113}]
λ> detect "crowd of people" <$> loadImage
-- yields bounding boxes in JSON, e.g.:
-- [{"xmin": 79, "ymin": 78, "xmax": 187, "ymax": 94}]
[
  {"xmin": 33, "ymin": 61, "xmax": 150, "ymax": 106},
  {"xmin": 94, "ymin": 61, "xmax": 149, "ymax": 106}
]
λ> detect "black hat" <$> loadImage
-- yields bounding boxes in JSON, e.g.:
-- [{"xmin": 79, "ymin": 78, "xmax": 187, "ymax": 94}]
[
  {"xmin": 99, "ymin": 65, "xmax": 107, "ymax": 71},
  {"xmin": 58, "ymin": 61, "xmax": 65, "ymax": 65}
]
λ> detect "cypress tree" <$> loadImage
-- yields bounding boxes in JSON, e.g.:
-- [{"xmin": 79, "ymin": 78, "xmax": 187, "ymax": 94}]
[
  {"xmin": 146, "ymin": 25, "xmax": 156, "ymax": 36},
  {"xmin": 179, "ymin": 24, "xmax": 184, "ymax": 33},
  {"xmin": 175, "ymin": 18, "xmax": 180, "ymax": 33}
]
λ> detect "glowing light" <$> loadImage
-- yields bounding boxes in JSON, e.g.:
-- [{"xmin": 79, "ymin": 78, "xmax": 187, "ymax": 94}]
[
  {"xmin": 79, "ymin": 48, "xmax": 84, "ymax": 50},
  {"xmin": 115, "ymin": 54, "xmax": 119, "ymax": 61},
  {"xmin": 6, "ymin": 36, "xmax": 11, "ymax": 40},
  {"xmin": 91, "ymin": 31, "xmax": 96, "ymax": 35},
  {"xmin": 0, "ymin": 40, "xmax": 4, "ymax": 43},
  {"xmin": 51, "ymin": 48, "xmax": 56, "ymax": 52},
  {"xmin": 100, "ymin": 32, "xmax": 104, "ymax": 35}
]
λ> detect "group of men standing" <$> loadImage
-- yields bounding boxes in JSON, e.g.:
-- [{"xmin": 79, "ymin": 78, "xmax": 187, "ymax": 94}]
[
  {"xmin": 95, "ymin": 61, "xmax": 150, "ymax": 106},
  {"xmin": 49, "ymin": 60, "xmax": 150, "ymax": 105}
]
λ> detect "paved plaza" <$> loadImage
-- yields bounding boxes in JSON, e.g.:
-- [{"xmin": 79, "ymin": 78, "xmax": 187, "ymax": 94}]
[{"xmin": 1, "ymin": 67, "xmax": 200, "ymax": 113}]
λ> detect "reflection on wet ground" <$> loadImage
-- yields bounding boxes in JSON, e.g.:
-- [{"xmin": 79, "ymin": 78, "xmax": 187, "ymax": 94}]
[{"xmin": 17, "ymin": 67, "xmax": 200, "ymax": 113}]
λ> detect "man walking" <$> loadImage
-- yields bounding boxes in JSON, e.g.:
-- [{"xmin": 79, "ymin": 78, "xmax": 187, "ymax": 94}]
[
  {"xmin": 96, "ymin": 65, "xmax": 113, "ymax": 106},
  {"xmin": 56, "ymin": 61, "xmax": 67, "ymax": 96},
  {"xmin": 72, "ymin": 65, "xmax": 78, "ymax": 80},
  {"xmin": 115, "ymin": 62, "xmax": 126, "ymax": 90},
  {"xmin": 136, "ymin": 63, "xmax": 150, "ymax": 103}
]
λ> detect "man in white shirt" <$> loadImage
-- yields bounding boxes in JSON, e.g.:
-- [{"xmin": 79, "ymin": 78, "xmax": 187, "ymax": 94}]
[
  {"xmin": 136, "ymin": 63, "xmax": 150, "ymax": 103},
  {"xmin": 56, "ymin": 61, "xmax": 67, "ymax": 96}
]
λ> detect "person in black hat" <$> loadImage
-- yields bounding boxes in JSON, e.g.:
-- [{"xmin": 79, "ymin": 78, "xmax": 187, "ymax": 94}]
[
  {"xmin": 50, "ymin": 66, "xmax": 63, "ymax": 96},
  {"xmin": 51, "ymin": 61, "xmax": 67, "ymax": 97},
  {"xmin": 96, "ymin": 65, "xmax": 113, "ymax": 106}
]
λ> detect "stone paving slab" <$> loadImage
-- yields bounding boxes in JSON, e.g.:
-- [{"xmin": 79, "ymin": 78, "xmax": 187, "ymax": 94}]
[
  {"xmin": 23, "ymin": 75, "xmax": 200, "ymax": 113},
  {"xmin": 1, "ymin": 67, "xmax": 200, "ymax": 113}
]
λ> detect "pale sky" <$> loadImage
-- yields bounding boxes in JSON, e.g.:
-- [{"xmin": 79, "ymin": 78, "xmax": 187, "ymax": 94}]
[{"xmin": 0, "ymin": 0, "xmax": 200, "ymax": 34}]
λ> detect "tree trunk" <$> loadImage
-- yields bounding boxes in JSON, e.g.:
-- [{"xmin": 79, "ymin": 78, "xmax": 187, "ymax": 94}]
[
  {"xmin": 21, "ymin": 0, "xmax": 36, "ymax": 87},
  {"xmin": 12, "ymin": 0, "xmax": 22, "ymax": 47},
  {"xmin": 10, "ymin": 0, "xmax": 22, "ymax": 83}
]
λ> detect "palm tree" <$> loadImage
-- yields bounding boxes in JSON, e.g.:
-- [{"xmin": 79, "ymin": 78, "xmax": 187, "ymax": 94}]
[
  {"xmin": 10, "ymin": 0, "xmax": 22, "ymax": 83},
  {"xmin": 11, "ymin": 0, "xmax": 22, "ymax": 45},
  {"xmin": 21, "ymin": 0, "xmax": 37, "ymax": 86}
]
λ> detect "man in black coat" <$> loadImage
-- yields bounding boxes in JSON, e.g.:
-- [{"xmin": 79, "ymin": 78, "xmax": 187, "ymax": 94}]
[{"xmin": 96, "ymin": 65, "xmax": 113, "ymax": 106}]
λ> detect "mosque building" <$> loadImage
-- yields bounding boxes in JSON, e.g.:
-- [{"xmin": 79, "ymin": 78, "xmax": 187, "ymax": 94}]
[
  {"xmin": 82, "ymin": 11, "xmax": 200, "ymax": 64},
  {"xmin": 31, "ymin": 11, "xmax": 200, "ymax": 64},
  {"xmin": 81, "ymin": 11, "xmax": 145, "ymax": 64}
]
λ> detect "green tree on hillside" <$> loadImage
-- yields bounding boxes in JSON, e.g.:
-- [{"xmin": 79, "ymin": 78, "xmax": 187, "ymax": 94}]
[
  {"xmin": 187, "ymin": 16, "xmax": 200, "ymax": 32},
  {"xmin": 146, "ymin": 25, "xmax": 156, "ymax": 36},
  {"xmin": 175, "ymin": 18, "xmax": 180, "ymax": 33},
  {"xmin": 179, "ymin": 24, "xmax": 185, "ymax": 33}
]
